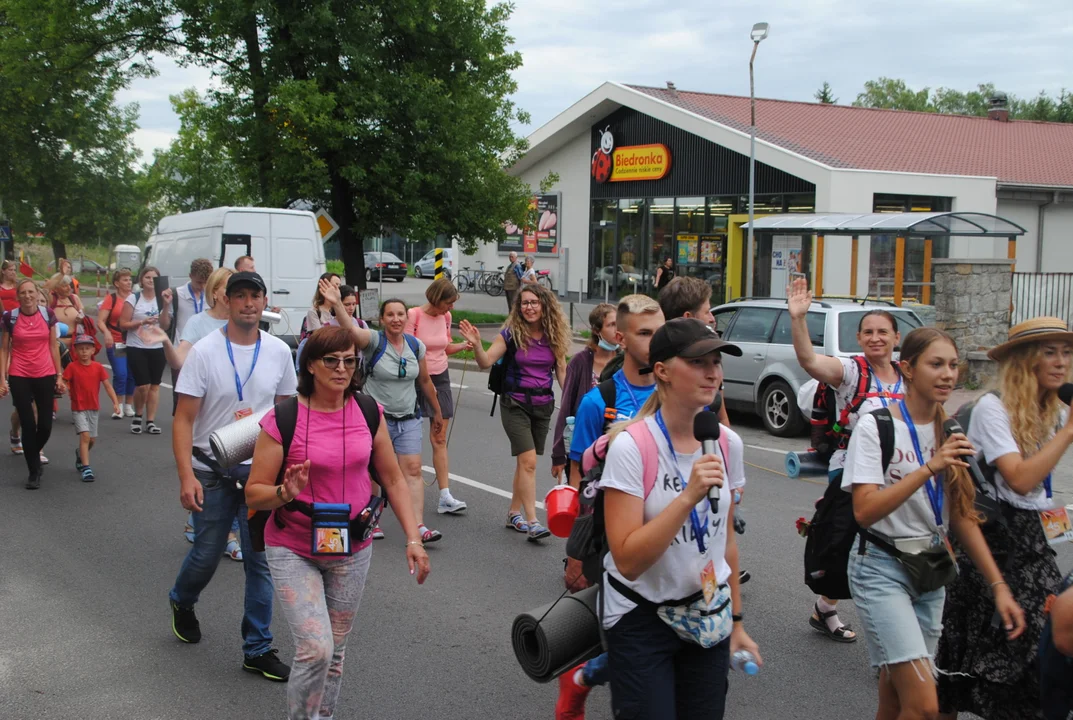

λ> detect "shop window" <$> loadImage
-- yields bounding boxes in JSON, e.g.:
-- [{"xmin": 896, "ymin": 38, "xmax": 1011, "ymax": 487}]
[
  {"xmin": 771, "ymin": 310, "xmax": 825, "ymax": 346},
  {"xmin": 726, "ymin": 307, "xmax": 779, "ymax": 344},
  {"xmin": 618, "ymin": 199, "xmax": 645, "ymax": 293},
  {"xmin": 648, "ymin": 198, "xmax": 674, "ymax": 287}
]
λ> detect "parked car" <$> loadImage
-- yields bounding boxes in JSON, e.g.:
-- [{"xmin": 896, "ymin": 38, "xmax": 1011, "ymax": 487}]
[
  {"xmin": 364, "ymin": 251, "xmax": 407, "ymax": 282},
  {"xmin": 47, "ymin": 258, "xmax": 107, "ymax": 274},
  {"xmin": 595, "ymin": 264, "xmax": 643, "ymax": 290},
  {"xmin": 414, "ymin": 248, "xmax": 455, "ymax": 278},
  {"xmin": 712, "ymin": 297, "xmax": 925, "ymax": 437}
]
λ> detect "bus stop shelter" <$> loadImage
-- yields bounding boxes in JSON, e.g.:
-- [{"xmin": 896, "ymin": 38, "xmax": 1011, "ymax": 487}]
[{"xmin": 743, "ymin": 212, "xmax": 1026, "ymax": 306}]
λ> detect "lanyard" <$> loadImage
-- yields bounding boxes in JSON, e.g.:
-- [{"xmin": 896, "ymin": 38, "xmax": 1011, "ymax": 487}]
[
  {"xmin": 870, "ymin": 363, "xmax": 902, "ymax": 408},
  {"xmin": 224, "ymin": 326, "xmax": 261, "ymax": 402},
  {"xmin": 1045, "ymin": 473, "xmax": 1053, "ymax": 499},
  {"xmin": 188, "ymin": 283, "xmax": 204, "ymax": 315},
  {"xmin": 898, "ymin": 399, "xmax": 944, "ymax": 527},
  {"xmin": 620, "ymin": 378, "xmax": 643, "ymax": 415},
  {"xmin": 654, "ymin": 411, "xmax": 708, "ymax": 554}
]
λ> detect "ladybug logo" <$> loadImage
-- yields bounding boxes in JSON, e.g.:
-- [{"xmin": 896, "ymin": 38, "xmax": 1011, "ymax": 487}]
[{"xmin": 591, "ymin": 126, "xmax": 614, "ymax": 183}]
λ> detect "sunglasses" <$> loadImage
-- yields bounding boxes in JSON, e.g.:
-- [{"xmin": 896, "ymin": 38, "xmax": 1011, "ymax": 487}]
[
  {"xmin": 398, "ymin": 357, "xmax": 407, "ymax": 378},
  {"xmin": 320, "ymin": 356, "xmax": 358, "ymax": 370}
]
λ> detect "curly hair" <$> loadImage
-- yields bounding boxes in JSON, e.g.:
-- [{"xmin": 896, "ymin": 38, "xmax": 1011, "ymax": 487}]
[
  {"xmin": 899, "ymin": 327, "xmax": 977, "ymax": 524},
  {"xmin": 994, "ymin": 342, "xmax": 1072, "ymax": 457},
  {"xmin": 504, "ymin": 284, "xmax": 570, "ymax": 362}
]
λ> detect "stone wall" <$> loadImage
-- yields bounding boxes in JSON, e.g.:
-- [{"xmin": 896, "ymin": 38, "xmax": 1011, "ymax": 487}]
[{"xmin": 931, "ymin": 258, "xmax": 1014, "ymax": 387}]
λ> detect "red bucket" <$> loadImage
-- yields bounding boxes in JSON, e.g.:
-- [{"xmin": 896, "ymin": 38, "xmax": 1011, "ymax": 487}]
[{"xmin": 545, "ymin": 484, "xmax": 580, "ymax": 538}]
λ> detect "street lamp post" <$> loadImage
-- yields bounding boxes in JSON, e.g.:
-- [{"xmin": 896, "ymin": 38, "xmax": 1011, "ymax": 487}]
[{"xmin": 747, "ymin": 21, "xmax": 769, "ymax": 291}]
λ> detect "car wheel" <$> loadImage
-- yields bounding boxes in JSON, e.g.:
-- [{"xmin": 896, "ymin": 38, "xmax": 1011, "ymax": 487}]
[
  {"xmin": 395, "ymin": 277, "xmax": 404, "ymax": 283},
  {"xmin": 415, "ymin": 266, "xmax": 424, "ymax": 278},
  {"xmin": 366, "ymin": 268, "xmax": 373, "ymax": 282},
  {"xmin": 760, "ymin": 379, "xmax": 804, "ymax": 437}
]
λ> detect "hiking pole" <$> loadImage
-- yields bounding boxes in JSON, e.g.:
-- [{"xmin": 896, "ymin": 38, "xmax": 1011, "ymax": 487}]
[{"xmin": 446, "ymin": 355, "xmax": 468, "ymax": 448}]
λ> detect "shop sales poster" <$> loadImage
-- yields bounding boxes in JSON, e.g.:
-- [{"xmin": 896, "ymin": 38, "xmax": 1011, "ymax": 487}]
[{"xmin": 499, "ymin": 193, "xmax": 559, "ymax": 255}]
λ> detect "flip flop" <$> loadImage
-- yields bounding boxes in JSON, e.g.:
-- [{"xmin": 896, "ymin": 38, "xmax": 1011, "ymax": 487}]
[{"xmin": 809, "ymin": 603, "xmax": 857, "ymax": 643}]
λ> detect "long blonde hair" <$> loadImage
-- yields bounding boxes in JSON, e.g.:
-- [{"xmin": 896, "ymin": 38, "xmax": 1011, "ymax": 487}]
[
  {"xmin": 994, "ymin": 342, "xmax": 1072, "ymax": 456},
  {"xmin": 899, "ymin": 328, "xmax": 977, "ymax": 524},
  {"xmin": 504, "ymin": 284, "xmax": 570, "ymax": 362}
]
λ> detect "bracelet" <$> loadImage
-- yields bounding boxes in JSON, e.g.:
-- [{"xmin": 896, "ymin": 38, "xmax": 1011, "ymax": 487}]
[
  {"xmin": 991, "ymin": 580, "xmax": 1009, "ymax": 590},
  {"xmin": 406, "ymin": 540, "xmax": 423, "ymax": 547},
  {"xmin": 276, "ymin": 486, "xmax": 288, "ymax": 503},
  {"xmin": 924, "ymin": 461, "xmax": 935, "ymax": 476},
  {"xmin": 732, "ymin": 613, "xmax": 744, "ymax": 623}
]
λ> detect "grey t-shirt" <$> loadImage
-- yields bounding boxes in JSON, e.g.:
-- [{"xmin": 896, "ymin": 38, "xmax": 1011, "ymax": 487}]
[
  {"xmin": 361, "ymin": 330, "xmax": 426, "ymax": 418},
  {"xmin": 180, "ymin": 312, "xmax": 228, "ymax": 346}
]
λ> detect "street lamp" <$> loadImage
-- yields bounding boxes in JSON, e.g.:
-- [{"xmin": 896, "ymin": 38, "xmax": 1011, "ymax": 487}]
[{"xmin": 747, "ymin": 21, "xmax": 769, "ymax": 290}]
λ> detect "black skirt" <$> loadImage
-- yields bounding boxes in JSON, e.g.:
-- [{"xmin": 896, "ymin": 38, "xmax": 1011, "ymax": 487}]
[{"xmin": 936, "ymin": 504, "xmax": 1062, "ymax": 719}]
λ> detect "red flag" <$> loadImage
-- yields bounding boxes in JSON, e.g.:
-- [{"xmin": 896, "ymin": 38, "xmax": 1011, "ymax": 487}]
[{"xmin": 19, "ymin": 260, "xmax": 34, "ymax": 277}]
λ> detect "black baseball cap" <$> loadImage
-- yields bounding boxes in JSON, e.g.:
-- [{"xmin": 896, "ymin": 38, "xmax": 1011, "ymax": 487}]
[
  {"xmin": 641, "ymin": 318, "xmax": 742, "ymax": 374},
  {"xmin": 226, "ymin": 271, "xmax": 267, "ymax": 295}
]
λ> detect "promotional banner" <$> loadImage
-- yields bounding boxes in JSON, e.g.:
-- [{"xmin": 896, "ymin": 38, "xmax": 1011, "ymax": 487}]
[{"xmin": 499, "ymin": 193, "xmax": 560, "ymax": 255}]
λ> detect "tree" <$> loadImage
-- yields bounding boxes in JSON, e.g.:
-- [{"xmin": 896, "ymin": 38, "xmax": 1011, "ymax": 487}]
[
  {"xmin": 854, "ymin": 77, "xmax": 1073, "ymax": 123},
  {"xmin": 853, "ymin": 77, "xmax": 932, "ymax": 112},
  {"xmin": 814, "ymin": 81, "xmax": 837, "ymax": 104}
]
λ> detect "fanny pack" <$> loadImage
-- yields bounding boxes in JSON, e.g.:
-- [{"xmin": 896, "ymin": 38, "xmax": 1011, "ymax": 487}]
[
  {"xmin": 276, "ymin": 495, "xmax": 386, "ymax": 556},
  {"xmin": 859, "ymin": 530, "xmax": 957, "ymax": 594},
  {"xmin": 607, "ymin": 573, "xmax": 733, "ymax": 648}
]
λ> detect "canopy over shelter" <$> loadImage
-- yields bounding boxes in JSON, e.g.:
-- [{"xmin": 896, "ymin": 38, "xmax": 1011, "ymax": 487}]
[{"xmin": 742, "ymin": 212, "xmax": 1027, "ymax": 305}]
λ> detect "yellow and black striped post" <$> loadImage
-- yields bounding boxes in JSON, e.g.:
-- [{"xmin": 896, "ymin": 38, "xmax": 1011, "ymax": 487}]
[{"xmin": 434, "ymin": 248, "xmax": 444, "ymax": 279}]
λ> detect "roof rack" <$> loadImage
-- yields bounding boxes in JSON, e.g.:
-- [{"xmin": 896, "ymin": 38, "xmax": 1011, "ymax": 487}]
[
  {"xmin": 727, "ymin": 296, "xmax": 831, "ymax": 308},
  {"xmin": 817, "ymin": 295, "xmax": 895, "ymax": 307}
]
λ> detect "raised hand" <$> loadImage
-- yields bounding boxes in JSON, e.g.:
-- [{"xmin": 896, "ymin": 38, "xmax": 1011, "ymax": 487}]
[
  {"xmin": 281, "ymin": 460, "xmax": 311, "ymax": 502},
  {"xmin": 319, "ymin": 279, "xmax": 341, "ymax": 307},
  {"xmin": 786, "ymin": 277, "xmax": 812, "ymax": 320},
  {"xmin": 457, "ymin": 319, "xmax": 481, "ymax": 346},
  {"xmin": 137, "ymin": 325, "xmax": 169, "ymax": 346}
]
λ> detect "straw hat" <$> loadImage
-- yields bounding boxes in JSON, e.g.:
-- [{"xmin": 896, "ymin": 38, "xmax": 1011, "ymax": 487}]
[{"xmin": 988, "ymin": 317, "xmax": 1073, "ymax": 361}]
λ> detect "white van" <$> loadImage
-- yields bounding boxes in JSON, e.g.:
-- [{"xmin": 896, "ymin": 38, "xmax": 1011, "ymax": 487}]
[{"xmin": 143, "ymin": 207, "xmax": 325, "ymax": 344}]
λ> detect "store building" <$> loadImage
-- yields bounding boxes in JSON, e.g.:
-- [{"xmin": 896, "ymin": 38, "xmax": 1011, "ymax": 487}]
[{"xmin": 470, "ymin": 82, "xmax": 1073, "ymax": 302}]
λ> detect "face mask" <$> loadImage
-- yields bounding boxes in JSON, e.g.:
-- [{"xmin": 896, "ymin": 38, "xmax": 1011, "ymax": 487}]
[{"xmin": 597, "ymin": 337, "xmax": 619, "ymax": 352}]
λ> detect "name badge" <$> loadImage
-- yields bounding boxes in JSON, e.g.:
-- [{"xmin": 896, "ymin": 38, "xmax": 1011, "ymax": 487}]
[
  {"xmin": 1040, "ymin": 507, "xmax": 1073, "ymax": 546},
  {"xmin": 234, "ymin": 403, "xmax": 253, "ymax": 422},
  {"xmin": 701, "ymin": 559, "xmax": 717, "ymax": 606},
  {"xmin": 312, "ymin": 502, "xmax": 352, "ymax": 556}
]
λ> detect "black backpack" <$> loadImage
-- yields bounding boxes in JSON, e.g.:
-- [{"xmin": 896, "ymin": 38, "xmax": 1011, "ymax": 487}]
[
  {"xmin": 809, "ymin": 355, "xmax": 878, "ymax": 463},
  {"xmin": 248, "ymin": 393, "xmax": 382, "ymax": 552},
  {"xmin": 803, "ymin": 407, "xmax": 895, "ymax": 600}
]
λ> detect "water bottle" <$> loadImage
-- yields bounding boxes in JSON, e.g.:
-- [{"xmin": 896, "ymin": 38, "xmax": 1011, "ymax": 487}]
[
  {"xmin": 563, "ymin": 416, "xmax": 575, "ymax": 448},
  {"xmin": 731, "ymin": 650, "xmax": 759, "ymax": 676}
]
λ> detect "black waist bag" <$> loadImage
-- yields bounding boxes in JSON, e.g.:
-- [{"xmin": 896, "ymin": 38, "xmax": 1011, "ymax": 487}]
[{"xmin": 860, "ymin": 531, "xmax": 958, "ymax": 594}]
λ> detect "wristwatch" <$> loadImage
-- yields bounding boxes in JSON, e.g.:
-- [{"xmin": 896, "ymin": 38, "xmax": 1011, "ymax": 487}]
[
  {"xmin": 276, "ymin": 486, "xmax": 288, "ymax": 503},
  {"xmin": 732, "ymin": 613, "xmax": 744, "ymax": 623}
]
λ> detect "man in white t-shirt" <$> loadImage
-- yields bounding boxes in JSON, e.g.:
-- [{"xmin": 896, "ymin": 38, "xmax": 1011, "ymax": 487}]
[{"xmin": 168, "ymin": 271, "xmax": 297, "ymax": 682}]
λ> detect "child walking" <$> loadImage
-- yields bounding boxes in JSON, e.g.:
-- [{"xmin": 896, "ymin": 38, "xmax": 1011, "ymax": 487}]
[{"xmin": 64, "ymin": 334, "xmax": 120, "ymax": 482}]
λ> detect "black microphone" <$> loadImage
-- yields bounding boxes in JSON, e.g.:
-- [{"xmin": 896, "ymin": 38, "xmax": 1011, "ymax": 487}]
[
  {"xmin": 1059, "ymin": 383, "xmax": 1073, "ymax": 406},
  {"xmin": 942, "ymin": 418, "xmax": 986, "ymax": 488},
  {"xmin": 693, "ymin": 408, "xmax": 724, "ymax": 515}
]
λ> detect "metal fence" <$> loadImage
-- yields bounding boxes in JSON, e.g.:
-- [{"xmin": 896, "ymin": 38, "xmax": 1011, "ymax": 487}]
[{"xmin": 1011, "ymin": 272, "xmax": 1073, "ymax": 327}]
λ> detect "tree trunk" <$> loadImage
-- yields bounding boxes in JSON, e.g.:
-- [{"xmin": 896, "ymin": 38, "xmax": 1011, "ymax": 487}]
[
  {"xmin": 239, "ymin": 10, "xmax": 272, "ymax": 202},
  {"xmin": 330, "ymin": 165, "xmax": 365, "ymax": 290}
]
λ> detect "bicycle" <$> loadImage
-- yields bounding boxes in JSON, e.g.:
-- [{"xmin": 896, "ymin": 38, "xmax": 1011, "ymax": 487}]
[
  {"xmin": 536, "ymin": 270, "xmax": 553, "ymax": 291},
  {"xmin": 484, "ymin": 267, "xmax": 505, "ymax": 297}
]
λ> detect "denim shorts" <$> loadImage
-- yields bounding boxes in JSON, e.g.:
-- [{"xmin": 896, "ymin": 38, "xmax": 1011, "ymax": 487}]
[
  {"xmin": 848, "ymin": 537, "xmax": 946, "ymax": 670},
  {"xmin": 386, "ymin": 417, "xmax": 423, "ymax": 455}
]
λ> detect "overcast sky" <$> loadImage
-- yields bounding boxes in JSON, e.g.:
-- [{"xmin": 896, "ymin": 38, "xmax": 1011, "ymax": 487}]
[{"xmin": 118, "ymin": 0, "xmax": 1073, "ymax": 164}]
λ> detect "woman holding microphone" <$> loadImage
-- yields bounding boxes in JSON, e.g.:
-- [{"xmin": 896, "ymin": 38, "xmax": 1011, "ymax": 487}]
[
  {"xmin": 843, "ymin": 327, "xmax": 1024, "ymax": 720},
  {"xmin": 598, "ymin": 318, "xmax": 759, "ymax": 719},
  {"xmin": 936, "ymin": 317, "xmax": 1073, "ymax": 720}
]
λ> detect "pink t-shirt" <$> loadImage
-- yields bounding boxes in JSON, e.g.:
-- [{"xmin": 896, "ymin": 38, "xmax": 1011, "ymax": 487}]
[
  {"xmin": 260, "ymin": 396, "xmax": 380, "ymax": 558},
  {"xmin": 405, "ymin": 306, "xmax": 451, "ymax": 376},
  {"xmin": 4, "ymin": 307, "xmax": 57, "ymax": 378}
]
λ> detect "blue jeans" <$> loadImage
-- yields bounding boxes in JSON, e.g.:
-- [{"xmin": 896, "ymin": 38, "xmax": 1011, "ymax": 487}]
[
  {"xmin": 106, "ymin": 346, "xmax": 136, "ymax": 397},
  {"xmin": 169, "ymin": 464, "xmax": 273, "ymax": 658}
]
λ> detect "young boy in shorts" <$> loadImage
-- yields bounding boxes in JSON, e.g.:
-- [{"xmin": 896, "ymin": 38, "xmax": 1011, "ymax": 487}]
[{"xmin": 63, "ymin": 334, "xmax": 120, "ymax": 481}]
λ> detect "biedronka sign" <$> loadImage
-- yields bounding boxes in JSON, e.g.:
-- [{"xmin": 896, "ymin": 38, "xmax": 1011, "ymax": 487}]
[{"xmin": 590, "ymin": 127, "xmax": 672, "ymax": 184}]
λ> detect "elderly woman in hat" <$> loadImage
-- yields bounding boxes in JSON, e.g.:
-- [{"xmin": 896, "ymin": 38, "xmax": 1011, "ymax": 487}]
[{"xmin": 936, "ymin": 316, "xmax": 1073, "ymax": 720}]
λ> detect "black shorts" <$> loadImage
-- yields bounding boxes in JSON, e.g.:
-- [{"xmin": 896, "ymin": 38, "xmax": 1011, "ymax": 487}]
[{"xmin": 126, "ymin": 347, "xmax": 167, "ymax": 387}]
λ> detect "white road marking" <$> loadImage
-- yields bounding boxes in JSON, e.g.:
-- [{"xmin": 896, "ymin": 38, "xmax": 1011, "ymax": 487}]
[
  {"xmin": 449, "ymin": 383, "xmax": 468, "ymax": 390},
  {"xmin": 421, "ymin": 466, "xmax": 545, "ymax": 510}
]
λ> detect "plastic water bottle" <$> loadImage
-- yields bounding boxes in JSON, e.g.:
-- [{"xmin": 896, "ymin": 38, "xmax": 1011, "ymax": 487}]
[
  {"xmin": 563, "ymin": 416, "xmax": 575, "ymax": 448},
  {"xmin": 731, "ymin": 650, "xmax": 759, "ymax": 676}
]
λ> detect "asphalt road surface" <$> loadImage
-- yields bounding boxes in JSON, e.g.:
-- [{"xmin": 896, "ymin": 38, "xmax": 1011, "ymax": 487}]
[{"xmin": 2, "ymin": 356, "xmax": 1070, "ymax": 719}]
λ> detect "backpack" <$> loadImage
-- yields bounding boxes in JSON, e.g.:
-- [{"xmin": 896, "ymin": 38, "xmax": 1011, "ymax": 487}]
[
  {"xmin": 104, "ymin": 294, "xmax": 127, "ymax": 342},
  {"xmin": 567, "ymin": 418, "xmax": 731, "ymax": 585},
  {"xmin": 363, "ymin": 331, "xmax": 421, "ymax": 380},
  {"xmin": 953, "ymin": 391, "xmax": 1009, "ymax": 529},
  {"xmin": 803, "ymin": 407, "xmax": 895, "ymax": 600},
  {"xmin": 809, "ymin": 356, "xmax": 885, "ymax": 463},
  {"xmin": 2, "ymin": 305, "xmax": 57, "ymax": 335},
  {"xmin": 248, "ymin": 393, "xmax": 382, "ymax": 552}
]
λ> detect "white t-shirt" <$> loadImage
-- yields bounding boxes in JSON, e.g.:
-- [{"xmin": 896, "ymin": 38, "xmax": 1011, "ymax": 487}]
[
  {"xmin": 173, "ymin": 283, "xmax": 207, "ymax": 341},
  {"xmin": 598, "ymin": 416, "xmax": 746, "ymax": 629},
  {"xmin": 180, "ymin": 312, "xmax": 227, "ymax": 346},
  {"xmin": 842, "ymin": 412, "xmax": 947, "ymax": 540},
  {"xmin": 829, "ymin": 357, "xmax": 904, "ymax": 471},
  {"xmin": 968, "ymin": 393, "xmax": 1067, "ymax": 510},
  {"xmin": 124, "ymin": 293, "xmax": 165, "ymax": 349},
  {"xmin": 176, "ymin": 328, "xmax": 298, "ymax": 471}
]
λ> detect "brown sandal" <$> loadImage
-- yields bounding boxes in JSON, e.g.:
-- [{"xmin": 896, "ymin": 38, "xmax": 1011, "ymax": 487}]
[{"xmin": 809, "ymin": 603, "xmax": 857, "ymax": 643}]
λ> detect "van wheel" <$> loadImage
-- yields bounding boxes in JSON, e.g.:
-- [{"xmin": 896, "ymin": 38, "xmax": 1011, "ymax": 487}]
[
  {"xmin": 366, "ymin": 268, "xmax": 373, "ymax": 282},
  {"xmin": 415, "ymin": 266, "xmax": 424, "ymax": 278},
  {"xmin": 761, "ymin": 379, "xmax": 804, "ymax": 437}
]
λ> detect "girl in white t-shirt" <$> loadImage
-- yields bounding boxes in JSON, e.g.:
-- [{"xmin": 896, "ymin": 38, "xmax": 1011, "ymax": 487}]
[
  {"xmin": 598, "ymin": 317, "xmax": 759, "ymax": 719},
  {"xmin": 843, "ymin": 327, "xmax": 1025, "ymax": 720},
  {"xmin": 936, "ymin": 317, "xmax": 1073, "ymax": 720}
]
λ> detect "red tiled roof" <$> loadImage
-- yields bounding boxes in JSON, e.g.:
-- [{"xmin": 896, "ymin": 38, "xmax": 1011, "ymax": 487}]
[{"xmin": 627, "ymin": 85, "xmax": 1073, "ymax": 187}]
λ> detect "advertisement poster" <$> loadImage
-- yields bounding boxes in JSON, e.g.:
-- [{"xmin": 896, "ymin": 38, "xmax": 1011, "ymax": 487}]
[
  {"xmin": 700, "ymin": 240, "xmax": 723, "ymax": 265},
  {"xmin": 499, "ymin": 193, "xmax": 560, "ymax": 255},
  {"xmin": 677, "ymin": 235, "xmax": 698, "ymax": 264}
]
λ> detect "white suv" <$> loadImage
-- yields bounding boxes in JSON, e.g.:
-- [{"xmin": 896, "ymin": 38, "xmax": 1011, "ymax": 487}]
[
  {"xmin": 414, "ymin": 248, "xmax": 455, "ymax": 278},
  {"xmin": 712, "ymin": 298, "xmax": 925, "ymax": 437}
]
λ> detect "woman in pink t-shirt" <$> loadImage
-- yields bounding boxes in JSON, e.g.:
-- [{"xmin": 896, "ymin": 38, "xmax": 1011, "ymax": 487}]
[
  {"xmin": 405, "ymin": 277, "xmax": 471, "ymax": 516},
  {"xmin": 0, "ymin": 279, "xmax": 66, "ymax": 489},
  {"xmin": 246, "ymin": 326, "xmax": 429, "ymax": 720}
]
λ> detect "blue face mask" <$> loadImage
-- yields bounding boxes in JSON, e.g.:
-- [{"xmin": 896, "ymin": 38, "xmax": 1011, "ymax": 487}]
[{"xmin": 597, "ymin": 337, "xmax": 619, "ymax": 352}]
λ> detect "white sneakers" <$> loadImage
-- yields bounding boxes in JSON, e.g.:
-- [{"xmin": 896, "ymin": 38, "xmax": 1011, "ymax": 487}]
[
  {"xmin": 123, "ymin": 404, "xmax": 135, "ymax": 417},
  {"xmin": 437, "ymin": 491, "xmax": 467, "ymax": 515}
]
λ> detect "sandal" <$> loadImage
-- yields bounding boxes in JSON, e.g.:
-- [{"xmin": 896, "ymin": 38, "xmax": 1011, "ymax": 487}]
[
  {"xmin": 146, "ymin": 421, "xmax": 161, "ymax": 435},
  {"xmin": 10, "ymin": 434, "xmax": 23, "ymax": 455},
  {"xmin": 419, "ymin": 524, "xmax": 442, "ymax": 543},
  {"xmin": 130, "ymin": 416, "xmax": 143, "ymax": 435},
  {"xmin": 809, "ymin": 603, "xmax": 857, "ymax": 643},
  {"xmin": 505, "ymin": 512, "xmax": 529, "ymax": 534}
]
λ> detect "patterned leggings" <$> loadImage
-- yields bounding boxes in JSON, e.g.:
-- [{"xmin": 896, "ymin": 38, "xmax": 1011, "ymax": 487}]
[{"xmin": 266, "ymin": 545, "xmax": 371, "ymax": 720}]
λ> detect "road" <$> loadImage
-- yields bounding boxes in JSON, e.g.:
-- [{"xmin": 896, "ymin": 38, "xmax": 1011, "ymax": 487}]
[{"xmin": 3, "ymin": 343, "xmax": 1071, "ymax": 719}]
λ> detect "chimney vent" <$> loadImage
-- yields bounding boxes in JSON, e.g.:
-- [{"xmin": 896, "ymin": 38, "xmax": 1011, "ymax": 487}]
[
  {"xmin": 988, "ymin": 92, "xmax": 1009, "ymax": 122},
  {"xmin": 666, "ymin": 81, "xmax": 678, "ymax": 98}
]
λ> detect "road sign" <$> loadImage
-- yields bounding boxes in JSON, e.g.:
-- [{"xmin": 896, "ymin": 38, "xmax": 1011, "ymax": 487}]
[
  {"xmin": 0, "ymin": 223, "xmax": 10, "ymax": 241},
  {"xmin": 315, "ymin": 209, "xmax": 339, "ymax": 242}
]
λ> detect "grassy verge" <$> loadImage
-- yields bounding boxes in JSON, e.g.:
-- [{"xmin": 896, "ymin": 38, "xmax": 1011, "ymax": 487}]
[
  {"xmin": 451, "ymin": 309, "xmax": 506, "ymax": 325},
  {"xmin": 450, "ymin": 336, "xmax": 492, "ymax": 361}
]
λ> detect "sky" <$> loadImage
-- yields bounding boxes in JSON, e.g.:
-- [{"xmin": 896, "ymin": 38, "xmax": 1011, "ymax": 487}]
[{"xmin": 117, "ymin": 0, "xmax": 1073, "ymax": 165}]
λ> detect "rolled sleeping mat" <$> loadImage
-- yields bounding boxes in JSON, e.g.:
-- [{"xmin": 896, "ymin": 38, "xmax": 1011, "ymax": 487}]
[
  {"xmin": 785, "ymin": 450, "xmax": 830, "ymax": 479},
  {"xmin": 511, "ymin": 584, "xmax": 603, "ymax": 683},
  {"xmin": 208, "ymin": 407, "xmax": 273, "ymax": 469}
]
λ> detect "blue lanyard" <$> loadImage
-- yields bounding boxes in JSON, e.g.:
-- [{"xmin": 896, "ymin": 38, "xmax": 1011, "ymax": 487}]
[
  {"xmin": 898, "ymin": 399, "xmax": 944, "ymax": 527},
  {"xmin": 871, "ymin": 364, "xmax": 902, "ymax": 408},
  {"xmin": 1045, "ymin": 473, "xmax": 1053, "ymax": 499},
  {"xmin": 224, "ymin": 326, "xmax": 261, "ymax": 402},
  {"xmin": 188, "ymin": 283, "xmax": 204, "ymax": 315},
  {"xmin": 654, "ymin": 411, "xmax": 708, "ymax": 553},
  {"xmin": 620, "ymin": 379, "xmax": 642, "ymax": 415}
]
